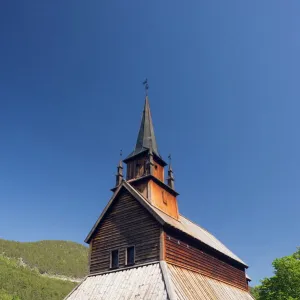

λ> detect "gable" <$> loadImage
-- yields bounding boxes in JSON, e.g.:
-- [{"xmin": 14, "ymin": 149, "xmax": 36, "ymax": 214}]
[
  {"xmin": 89, "ymin": 189, "xmax": 162, "ymax": 274},
  {"xmin": 85, "ymin": 182, "xmax": 164, "ymax": 244}
]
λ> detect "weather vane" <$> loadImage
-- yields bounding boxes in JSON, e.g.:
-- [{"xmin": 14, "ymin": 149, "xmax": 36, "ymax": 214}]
[
  {"xmin": 168, "ymin": 154, "xmax": 172, "ymax": 165},
  {"xmin": 143, "ymin": 78, "xmax": 149, "ymax": 96},
  {"xmin": 120, "ymin": 149, "xmax": 123, "ymax": 158}
]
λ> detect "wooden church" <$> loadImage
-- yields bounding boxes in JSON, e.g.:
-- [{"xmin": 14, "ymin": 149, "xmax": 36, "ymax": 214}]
[{"xmin": 65, "ymin": 88, "xmax": 254, "ymax": 300}]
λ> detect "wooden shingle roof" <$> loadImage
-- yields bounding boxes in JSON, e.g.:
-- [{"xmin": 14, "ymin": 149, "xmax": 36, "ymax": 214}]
[{"xmin": 65, "ymin": 262, "xmax": 254, "ymax": 300}]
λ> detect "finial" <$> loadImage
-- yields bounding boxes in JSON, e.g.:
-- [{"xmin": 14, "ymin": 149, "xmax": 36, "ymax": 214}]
[
  {"xmin": 167, "ymin": 154, "xmax": 175, "ymax": 189},
  {"xmin": 118, "ymin": 150, "xmax": 123, "ymax": 168},
  {"xmin": 115, "ymin": 150, "xmax": 123, "ymax": 187},
  {"xmin": 143, "ymin": 78, "xmax": 149, "ymax": 96}
]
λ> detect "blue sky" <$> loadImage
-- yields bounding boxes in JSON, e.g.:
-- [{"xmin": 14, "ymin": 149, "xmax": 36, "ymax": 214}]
[{"xmin": 1, "ymin": 1, "xmax": 299, "ymax": 285}]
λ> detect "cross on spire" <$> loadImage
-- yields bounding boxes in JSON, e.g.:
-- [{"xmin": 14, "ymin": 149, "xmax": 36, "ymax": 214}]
[{"xmin": 143, "ymin": 78, "xmax": 149, "ymax": 96}]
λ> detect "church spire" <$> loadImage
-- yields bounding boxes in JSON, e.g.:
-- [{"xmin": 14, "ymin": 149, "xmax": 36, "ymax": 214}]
[
  {"xmin": 135, "ymin": 96, "xmax": 159, "ymax": 156},
  {"xmin": 122, "ymin": 82, "xmax": 179, "ymax": 219},
  {"xmin": 124, "ymin": 81, "xmax": 164, "ymax": 163}
]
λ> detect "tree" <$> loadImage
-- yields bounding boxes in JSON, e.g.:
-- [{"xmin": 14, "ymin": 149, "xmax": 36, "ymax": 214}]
[
  {"xmin": 255, "ymin": 248, "xmax": 300, "ymax": 300},
  {"xmin": 251, "ymin": 286, "xmax": 260, "ymax": 299}
]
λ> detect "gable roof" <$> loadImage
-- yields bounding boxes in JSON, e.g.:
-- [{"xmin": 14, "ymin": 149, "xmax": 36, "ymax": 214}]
[
  {"xmin": 65, "ymin": 262, "xmax": 253, "ymax": 300},
  {"xmin": 85, "ymin": 181, "xmax": 247, "ymax": 267}
]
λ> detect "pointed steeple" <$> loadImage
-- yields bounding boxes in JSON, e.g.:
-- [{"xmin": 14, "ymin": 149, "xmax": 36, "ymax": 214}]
[
  {"xmin": 135, "ymin": 96, "xmax": 158, "ymax": 155},
  {"xmin": 125, "ymin": 96, "xmax": 164, "ymax": 162},
  {"xmin": 121, "ymin": 83, "xmax": 179, "ymax": 219}
]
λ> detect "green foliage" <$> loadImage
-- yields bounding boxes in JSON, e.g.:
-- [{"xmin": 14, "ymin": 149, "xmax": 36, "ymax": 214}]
[
  {"xmin": 0, "ymin": 255, "xmax": 76, "ymax": 300},
  {"xmin": 254, "ymin": 248, "xmax": 300, "ymax": 300},
  {"xmin": 0, "ymin": 287, "xmax": 20, "ymax": 300},
  {"xmin": 251, "ymin": 286, "xmax": 260, "ymax": 299},
  {"xmin": 0, "ymin": 239, "xmax": 88, "ymax": 278}
]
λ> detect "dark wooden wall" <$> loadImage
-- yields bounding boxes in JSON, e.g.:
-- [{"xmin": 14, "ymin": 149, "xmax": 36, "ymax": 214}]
[
  {"xmin": 126, "ymin": 154, "xmax": 165, "ymax": 182},
  {"xmin": 126, "ymin": 157, "xmax": 147, "ymax": 180},
  {"xmin": 164, "ymin": 230, "xmax": 248, "ymax": 290},
  {"xmin": 89, "ymin": 189, "xmax": 161, "ymax": 274}
]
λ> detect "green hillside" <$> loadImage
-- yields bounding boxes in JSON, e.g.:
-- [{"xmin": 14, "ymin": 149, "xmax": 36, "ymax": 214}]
[
  {"xmin": 0, "ymin": 255, "xmax": 76, "ymax": 300},
  {"xmin": 0, "ymin": 239, "xmax": 88, "ymax": 278},
  {"xmin": 0, "ymin": 239, "xmax": 89, "ymax": 300}
]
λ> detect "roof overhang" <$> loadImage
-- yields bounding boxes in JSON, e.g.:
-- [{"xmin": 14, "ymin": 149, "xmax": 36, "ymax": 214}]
[
  {"xmin": 128, "ymin": 174, "xmax": 179, "ymax": 196},
  {"xmin": 123, "ymin": 148, "xmax": 167, "ymax": 167}
]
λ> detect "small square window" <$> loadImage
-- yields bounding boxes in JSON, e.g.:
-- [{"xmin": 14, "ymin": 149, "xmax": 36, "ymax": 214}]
[
  {"xmin": 126, "ymin": 246, "xmax": 135, "ymax": 266},
  {"xmin": 110, "ymin": 249, "xmax": 119, "ymax": 269}
]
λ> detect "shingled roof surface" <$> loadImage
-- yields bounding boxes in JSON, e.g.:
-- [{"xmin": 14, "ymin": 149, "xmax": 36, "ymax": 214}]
[
  {"xmin": 65, "ymin": 263, "xmax": 169, "ymax": 300},
  {"xmin": 167, "ymin": 264, "xmax": 254, "ymax": 300},
  {"xmin": 65, "ymin": 262, "xmax": 253, "ymax": 300}
]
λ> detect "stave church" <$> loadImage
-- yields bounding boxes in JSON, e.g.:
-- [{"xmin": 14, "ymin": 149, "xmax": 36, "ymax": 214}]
[{"xmin": 65, "ymin": 85, "xmax": 254, "ymax": 300}]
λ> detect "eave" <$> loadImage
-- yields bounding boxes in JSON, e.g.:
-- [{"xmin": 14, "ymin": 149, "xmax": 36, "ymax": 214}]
[
  {"xmin": 123, "ymin": 148, "xmax": 167, "ymax": 167},
  {"xmin": 128, "ymin": 174, "xmax": 179, "ymax": 196}
]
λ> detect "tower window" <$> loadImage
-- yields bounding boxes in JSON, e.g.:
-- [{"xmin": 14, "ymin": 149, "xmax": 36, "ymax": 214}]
[
  {"xmin": 126, "ymin": 246, "xmax": 135, "ymax": 266},
  {"xmin": 110, "ymin": 249, "xmax": 119, "ymax": 269}
]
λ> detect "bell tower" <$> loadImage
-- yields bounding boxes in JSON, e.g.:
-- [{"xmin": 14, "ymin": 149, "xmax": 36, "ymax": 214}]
[{"xmin": 121, "ymin": 85, "xmax": 179, "ymax": 220}]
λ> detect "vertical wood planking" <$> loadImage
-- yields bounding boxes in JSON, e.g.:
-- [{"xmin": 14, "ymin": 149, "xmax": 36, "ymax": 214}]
[
  {"xmin": 164, "ymin": 229, "xmax": 248, "ymax": 290},
  {"xmin": 160, "ymin": 229, "xmax": 165, "ymax": 261},
  {"xmin": 150, "ymin": 180, "xmax": 179, "ymax": 219},
  {"xmin": 88, "ymin": 240, "xmax": 92, "ymax": 273},
  {"xmin": 89, "ymin": 189, "xmax": 161, "ymax": 274}
]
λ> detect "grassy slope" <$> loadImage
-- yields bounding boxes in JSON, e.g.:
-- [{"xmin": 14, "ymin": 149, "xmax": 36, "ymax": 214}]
[
  {"xmin": 0, "ymin": 239, "xmax": 88, "ymax": 278},
  {"xmin": 0, "ymin": 255, "xmax": 76, "ymax": 300}
]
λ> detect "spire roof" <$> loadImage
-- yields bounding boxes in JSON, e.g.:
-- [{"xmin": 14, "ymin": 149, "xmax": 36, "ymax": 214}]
[
  {"xmin": 136, "ymin": 96, "xmax": 158, "ymax": 154},
  {"xmin": 125, "ymin": 96, "xmax": 162, "ymax": 161}
]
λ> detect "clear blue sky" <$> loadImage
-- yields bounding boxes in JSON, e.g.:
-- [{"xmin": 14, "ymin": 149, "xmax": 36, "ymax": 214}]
[{"xmin": 1, "ymin": 1, "xmax": 299, "ymax": 286}]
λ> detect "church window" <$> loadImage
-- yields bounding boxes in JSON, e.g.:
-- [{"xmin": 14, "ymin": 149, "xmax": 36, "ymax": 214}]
[
  {"xmin": 126, "ymin": 246, "xmax": 135, "ymax": 265},
  {"xmin": 110, "ymin": 249, "xmax": 119, "ymax": 269}
]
